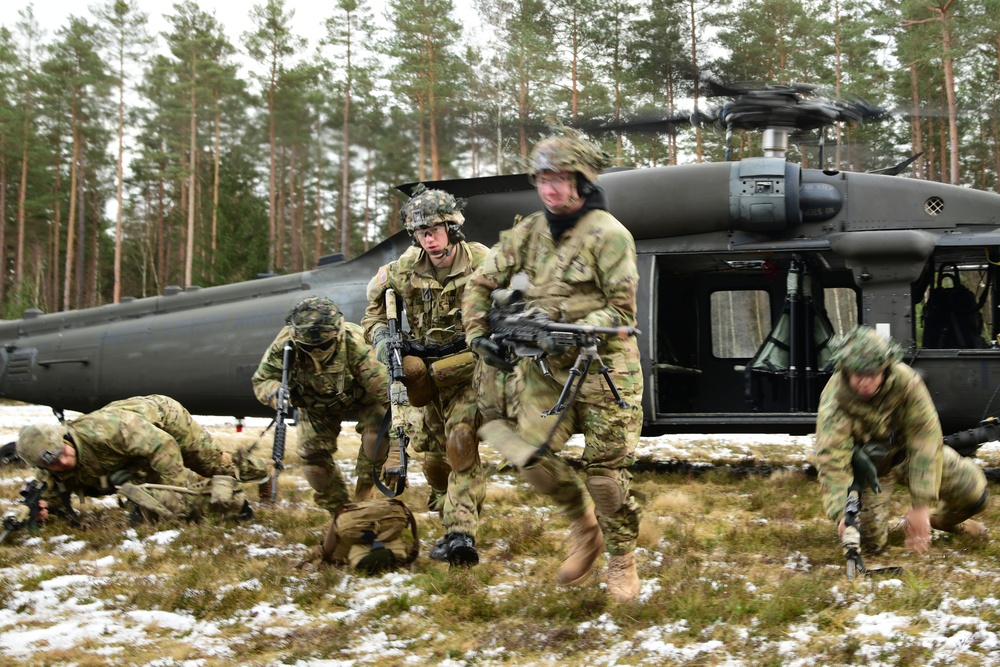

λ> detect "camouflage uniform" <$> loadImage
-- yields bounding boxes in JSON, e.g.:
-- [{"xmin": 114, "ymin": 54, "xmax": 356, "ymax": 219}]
[
  {"xmin": 463, "ymin": 208, "xmax": 644, "ymax": 557},
  {"xmin": 814, "ymin": 328, "xmax": 988, "ymax": 553},
  {"xmin": 18, "ymin": 394, "xmax": 260, "ymax": 521},
  {"xmin": 362, "ymin": 240, "xmax": 490, "ymax": 541},
  {"xmin": 252, "ymin": 298, "xmax": 389, "ymax": 515}
]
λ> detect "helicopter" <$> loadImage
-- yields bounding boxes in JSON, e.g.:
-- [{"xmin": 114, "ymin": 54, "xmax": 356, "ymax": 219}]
[{"xmin": 2, "ymin": 82, "xmax": 1000, "ymax": 439}]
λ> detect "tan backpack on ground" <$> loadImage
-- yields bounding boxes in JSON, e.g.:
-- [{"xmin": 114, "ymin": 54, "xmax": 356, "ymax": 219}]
[{"xmin": 298, "ymin": 498, "xmax": 419, "ymax": 574}]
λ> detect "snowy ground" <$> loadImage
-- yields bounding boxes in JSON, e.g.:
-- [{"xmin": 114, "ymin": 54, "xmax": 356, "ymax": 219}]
[{"xmin": 2, "ymin": 404, "xmax": 1000, "ymax": 665}]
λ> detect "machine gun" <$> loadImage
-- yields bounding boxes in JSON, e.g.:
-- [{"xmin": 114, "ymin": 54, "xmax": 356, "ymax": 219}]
[
  {"xmin": 1, "ymin": 479, "xmax": 46, "ymax": 544},
  {"xmin": 374, "ymin": 288, "xmax": 409, "ymax": 498},
  {"xmin": 270, "ymin": 340, "xmax": 294, "ymax": 503},
  {"xmin": 488, "ymin": 284, "xmax": 640, "ymax": 416}
]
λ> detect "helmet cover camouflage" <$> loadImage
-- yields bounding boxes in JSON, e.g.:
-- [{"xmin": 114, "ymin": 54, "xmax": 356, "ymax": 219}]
[
  {"xmin": 401, "ymin": 184, "xmax": 466, "ymax": 235},
  {"xmin": 17, "ymin": 424, "xmax": 69, "ymax": 468},
  {"xmin": 528, "ymin": 126, "xmax": 608, "ymax": 184},
  {"xmin": 287, "ymin": 296, "xmax": 344, "ymax": 347},
  {"xmin": 831, "ymin": 326, "xmax": 904, "ymax": 374}
]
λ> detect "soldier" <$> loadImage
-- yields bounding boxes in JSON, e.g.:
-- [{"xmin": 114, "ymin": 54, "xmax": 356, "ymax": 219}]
[
  {"xmin": 362, "ymin": 185, "xmax": 490, "ymax": 566},
  {"xmin": 15, "ymin": 394, "xmax": 265, "ymax": 523},
  {"xmin": 252, "ymin": 296, "xmax": 390, "ymax": 514},
  {"xmin": 814, "ymin": 326, "xmax": 989, "ymax": 555},
  {"xmin": 462, "ymin": 128, "xmax": 645, "ymax": 602}
]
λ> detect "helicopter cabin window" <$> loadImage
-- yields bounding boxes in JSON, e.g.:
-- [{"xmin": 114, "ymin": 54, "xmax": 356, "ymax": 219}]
[
  {"xmin": 917, "ymin": 261, "xmax": 993, "ymax": 349},
  {"xmin": 711, "ymin": 290, "xmax": 771, "ymax": 358},
  {"xmin": 825, "ymin": 287, "xmax": 859, "ymax": 335}
]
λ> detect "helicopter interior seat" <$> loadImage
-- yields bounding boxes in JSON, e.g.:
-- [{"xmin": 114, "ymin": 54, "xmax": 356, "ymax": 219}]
[{"xmin": 921, "ymin": 262, "xmax": 988, "ymax": 349}]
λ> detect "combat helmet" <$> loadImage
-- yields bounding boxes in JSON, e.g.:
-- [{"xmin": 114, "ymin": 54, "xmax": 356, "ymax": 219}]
[
  {"xmin": 401, "ymin": 184, "xmax": 467, "ymax": 244},
  {"xmin": 831, "ymin": 326, "xmax": 904, "ymax": 375},
  {"xmin": 286, "ymin": 296, "xmax": 344, "ymax": 349},
  {"xmin": 528, "ymin": 126, "xmax": 608, "ymax": 186},
  {"xmin": 16, "ymin": 424, "xmax": 69, "ymax": 468}
]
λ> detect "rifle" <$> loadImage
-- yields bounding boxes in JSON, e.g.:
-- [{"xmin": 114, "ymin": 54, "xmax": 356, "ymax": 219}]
[
  {"xmin": 1, "ymin": 479, "xmax": 46, "ymax": 544},
  {"xmin": 488, "ymin": 285, "xmax": 640, "ymax": 416},
  {"xmin": 270, "ymin": 340, "xmax": 294, "ymax": 503},
  {"xmin": 374, "ymin": 288, "xmax": 409, "ymax": 498},
  {"xmin": 842, "ymin": 448, "xmax": 902, "ymax": 581}
]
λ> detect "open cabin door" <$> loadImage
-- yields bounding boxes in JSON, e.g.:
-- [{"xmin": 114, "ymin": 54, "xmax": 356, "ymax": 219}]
[{"xmin": 744, "ymin": 256, "xmax": 836, "ymax": 412}]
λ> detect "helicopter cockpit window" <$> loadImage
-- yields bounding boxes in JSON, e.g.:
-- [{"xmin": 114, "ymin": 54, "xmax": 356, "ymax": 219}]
[{"xmin": 710, "ymin": 290, "xmax": 771, "ymax": 358}]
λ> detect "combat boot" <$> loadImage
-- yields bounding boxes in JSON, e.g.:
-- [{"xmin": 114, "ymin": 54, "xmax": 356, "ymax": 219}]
[
  {"xmin": 429, "ymin": 532, "xmax": 479, "ymax": 566},
  {"xmin": 557, "ymin": 506, "xmax": 604, "ymax": 586},
  {"xmin": 606, "ymin": 552, "xmax": 640, "ymax": 603}
]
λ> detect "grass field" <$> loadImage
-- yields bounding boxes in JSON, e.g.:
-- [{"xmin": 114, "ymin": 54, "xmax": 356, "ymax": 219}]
[{"xmin": 2, "ymin": 410, "xmax": 1000, "ymax": 666}]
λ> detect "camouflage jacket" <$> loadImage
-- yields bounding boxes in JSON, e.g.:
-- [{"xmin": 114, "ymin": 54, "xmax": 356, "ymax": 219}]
[
  {"xmin": 252, "ymin": 321, "xmax": 389, "ymax": 414},
  {"xmin": 813, "ymin": 362, "xmax": 944, "ymax": 521},
  {"xmin": 362, "ymin": 241, "xmax": 489, "ymax": 349},
  {"xmin": 463, "ymin": 208, "xmax": 642, "ymax": 388},
  {"xmin": 36, "ymin": 403, "xmax": 194, "ymax": 503}
]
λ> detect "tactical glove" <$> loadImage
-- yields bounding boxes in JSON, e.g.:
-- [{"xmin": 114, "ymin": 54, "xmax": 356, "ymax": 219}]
[
  {"xmin": 372, "ymin": 326, "xmax": 391, "ymax": 366},
  {"xmin": 471, "ymin": 336, "xmax": 514, "ymax": 373}
]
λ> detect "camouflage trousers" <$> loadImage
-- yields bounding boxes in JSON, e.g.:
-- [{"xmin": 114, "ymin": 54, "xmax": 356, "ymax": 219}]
[
  {"xmin": 418, "ymin": 380, "xmax": 485, "ymax": 538},
  {"xmin": 106, "ymin": 395, "xmax": 268, "ymax": 481},
  {"xmin": 860, "ymin": 445, "xmax": 988, "ymax": 553},
  {"xmin": 299, "ymin": 401, "xmax": 386, "ymax": 515},
  {"xmin": 507, "ymin": 363, "xmax": 643, "ymax": 556},
  {"xmin": 120, "ymin": 469, "xmax": 247, "ymax": 521}
]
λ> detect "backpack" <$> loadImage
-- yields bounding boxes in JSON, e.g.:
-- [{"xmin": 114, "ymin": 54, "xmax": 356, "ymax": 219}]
[
  {"xmin": 297, "ymin": 499, "xmax": 419, "ymax": 574},
  {"xmin": 922, "ymin": 263, "xmax": 986, "ymax": 349}
]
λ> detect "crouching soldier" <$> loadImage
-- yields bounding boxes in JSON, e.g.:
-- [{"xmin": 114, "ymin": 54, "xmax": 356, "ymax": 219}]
[
  {"xmin": 815, "ymin": 326, "xmax": 989, "ymax": 556},
  {"xmin": 15, "ymin": 394, "xmax": 265, "ymax": 524},
  {"xmin": 252, "ymin": 296, "xmax": 391, "ymax": 514}
]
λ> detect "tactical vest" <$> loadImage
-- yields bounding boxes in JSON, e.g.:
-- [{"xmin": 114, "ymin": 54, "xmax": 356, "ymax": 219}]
[
  {"xmin": 398, "ymin": 242, "xmax": 488, "ymax": 348},
  {"xmin": 291, "ymin": 327, "xmax": 368, "ymax": 412}
]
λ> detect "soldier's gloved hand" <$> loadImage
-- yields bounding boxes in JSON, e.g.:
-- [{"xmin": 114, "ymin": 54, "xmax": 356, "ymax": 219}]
[
  {"xmin": 537, "ymin": 332, "xmax": 569, "ymax": 356},
  {"xmin": 471, "ymin": 336, "xmax": 514, "ymax": 372},
  {"xmin": 372, "ymin": 326, "xmax": 391, "ymax": 366},
  {"xmin": 267, "ymin": 386, "xmax": 291, "ymax": 413}
]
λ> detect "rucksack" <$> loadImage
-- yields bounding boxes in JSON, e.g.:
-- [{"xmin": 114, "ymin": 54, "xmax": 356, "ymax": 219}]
[
  {"xmin": 922, "ymin": 263, "xmax": 986, "ymax": 349},
  {"xmin": 297, "ymin": 499, "xmax": 419, "ymax": 574}
]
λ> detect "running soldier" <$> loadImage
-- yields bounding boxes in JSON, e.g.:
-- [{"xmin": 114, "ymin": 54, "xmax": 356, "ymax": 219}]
[
  {"xmin": 16, "ymin": 394, "xmax": 265, "ymax": 523},
  {"xmin": 814, "ymin": 326, "xmax": 989, "ymax": 555},
  {"xmin": 462, "ymin": 128, "xmax": 645, "ymax": 602},
  {"xmin": 363, "ymin": 185, "xmax": 489, "ymax": 566},
  {"xmin": 252, "ymin": 296, "xmax": 390, "ymax": 514}
]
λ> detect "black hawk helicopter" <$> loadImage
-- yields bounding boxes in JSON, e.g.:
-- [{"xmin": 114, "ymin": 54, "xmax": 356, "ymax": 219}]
[{"xmin": 3, "ymin": 82, "xmax": 1000, "ymax": 441}]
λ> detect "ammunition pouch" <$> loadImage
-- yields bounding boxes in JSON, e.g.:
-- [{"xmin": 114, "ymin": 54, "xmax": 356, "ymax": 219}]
[{"xmin": 428, "ymin": 350, "xmax": 476, "ymax": 388}]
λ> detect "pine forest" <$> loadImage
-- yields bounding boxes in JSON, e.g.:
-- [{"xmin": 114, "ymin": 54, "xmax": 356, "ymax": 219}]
[{"xmin": 1, "ymin": 0, "xmax": 999, "ymax": 317}]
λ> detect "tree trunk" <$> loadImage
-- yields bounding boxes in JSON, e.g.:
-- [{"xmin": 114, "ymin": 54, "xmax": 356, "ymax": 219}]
[{"xmin": 63, "ymin": 105, "xmax": 80, "ymax": 312}]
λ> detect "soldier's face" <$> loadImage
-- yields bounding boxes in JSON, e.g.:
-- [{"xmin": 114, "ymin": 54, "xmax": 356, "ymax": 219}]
[
  {"xmin": 536, "ymin": 170, "xmax": 582, "ymax": 216},
  {"xmin": 415, "ymin": 223, "xmax": 455, "ymax": 266},
  {"xmin": 848, "ymin": 371, "xmax": 885, "ymax": 400},
  {"xmin": 46, "ymin": 443, "xmax": 77, "ymax": 472}
]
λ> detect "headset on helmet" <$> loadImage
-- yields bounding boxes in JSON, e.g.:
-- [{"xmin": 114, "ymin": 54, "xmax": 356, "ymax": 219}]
[
  {"xmin": 286, "ymin": 296, "xmax": 344, "ymax": 348},
  {"xmin": 400, "ymin": 184, "xmax": 467, "ymax": 245},
  {"xmin": 831, "ymin": 326, "xmax": 904, "ymax": 374}
]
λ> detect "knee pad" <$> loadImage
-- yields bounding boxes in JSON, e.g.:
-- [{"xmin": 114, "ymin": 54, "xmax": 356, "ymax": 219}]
[
  {"xmin": 521, "ymin": 461, "xmax": 560, "ymax": 496},
  {"xmin": 585, "ymin": 475, "xmax": 624, "ymax": 516},
  {"xmin": 446, "ymin": 423, "xmax": 479, "ymax": 473},
  {"xmin": 423, "ymin": 456, "xmax": 452, "ymax": 492},
  {"xmin": 301, "ymin": 464, "xmax": 334, "ymax": 493},
  {"xmin": 361, "ymin": 428, "xmax": 389, "ymax": 464}
]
